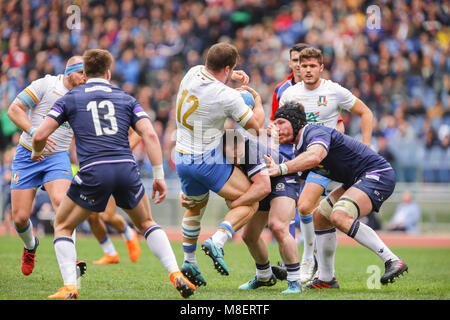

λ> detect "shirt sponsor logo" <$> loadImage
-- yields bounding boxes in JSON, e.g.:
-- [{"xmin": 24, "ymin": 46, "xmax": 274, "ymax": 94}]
[{"xmin": 306, "ymin": 111, "xmax": 320, "ymax": 122}]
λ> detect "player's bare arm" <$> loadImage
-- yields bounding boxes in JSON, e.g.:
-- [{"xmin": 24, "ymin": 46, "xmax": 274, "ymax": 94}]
[
  {"xmin": 31, "ymin": 116, "xmax": 61, "ymax": 161},
  {"xmin": 7, "ymin": 99, "xmax": 35, "ymax": 134},
  {"xmin": 228, "ymin": 170, "xmax": 271, "ymax": 209},
  {"xmin": 128, "ymin": 127, "xmax": 142, "ymax": 150},
  {"xmin": 241, "ymin": 85, "xmax": 265, "ymax": 133},
  {"xmin": 8, "ymin": 98, "xmax": 57, "ymax": 152},
  {"xmin": 265, "ymin": 144, "xmax": 328, "ymax": 177},
  {"xmin": 134, "ymin": 117, "xmax": 166, "ymax": 204},
  {"xmin": 336, "ymin": 118, "xmax": 345, "ymax": 133},
  {"xmin": 349, "ymin": 98, "xmax": 373, "ymax": 146}
]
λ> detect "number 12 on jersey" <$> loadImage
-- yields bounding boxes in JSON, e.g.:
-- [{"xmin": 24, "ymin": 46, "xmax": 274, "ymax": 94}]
[
  {"xmin": 87, "ymin": 100, "xmax": 118, "ymax": 136},
  {"xmin": 176, "ymin": 89, "xmax": 198, "ymax": 131}
]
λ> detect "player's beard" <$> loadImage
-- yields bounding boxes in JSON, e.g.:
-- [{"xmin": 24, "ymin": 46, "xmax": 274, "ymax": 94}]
[
  {"xmin": 68, "ymin": 74, "xmax": 84, "ymax": 88},
  {"xmin": 225, "ymin": 70, "xmax": 233, "ymax": 85},
  {"xmin": 304, "ymin": 76, "xmax": 320, "ymax": 87}
]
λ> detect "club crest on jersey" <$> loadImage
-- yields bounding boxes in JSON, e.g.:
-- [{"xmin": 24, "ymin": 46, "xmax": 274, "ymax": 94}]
[{"xmin": 317, "ymin": 95, "xmax": 327, "ymax": 106}]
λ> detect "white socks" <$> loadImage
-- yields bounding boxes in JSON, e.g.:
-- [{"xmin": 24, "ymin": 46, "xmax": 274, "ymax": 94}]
[
  {"xmin": 100, "ymin": 235, "xmax": 117, "ymax": 256},
  {"xmin": 211, "ymin": 221, "xmax": 234, "ymax": 248},
  {"xmin": 315, "ymin": 228, "xmax": 337, "ymax": 282},
  {"xmin": 15, "ymin": 220, "xmax": 35, "ymax": 250},
  {"xmin": 144, "ymin": 225, "xmax": 179, "ymax": 274},
  {"xmin": 348, "ymin": 220, "xmax": 397, "ymax": 262},
  {"xmin": 299, "ymin": 214, "xmax": 315, "ymax": 260},
  {"xmin": 54, "ymin": 237, "xmax": 77, "ymax": 286},
  {"xmin": 121, "ymin": 224, "xmax": 135, "ymax": 242}
]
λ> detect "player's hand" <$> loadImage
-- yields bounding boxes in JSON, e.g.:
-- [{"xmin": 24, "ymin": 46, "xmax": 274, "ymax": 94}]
[
  {"xmin": 240, "ymin": 85, "xmax": 261, "ymax": 103},
  {"xmin": 179, "ymin": 191, "xmax": 195, "ymax": 209},
  {"xmin": 264, "ymin": 154, "xmax": 281, "ymax": 177},
  {"xmin": 267, "ymin": 122, "xmax": 279, "ymax": 140},
  {"xmin": 152, "ymin": 179, "xmax": 167, "ymax": 204},
  {"xmin": 44, "ymin": 136, "xmax": 57, "ymax": 152},
  {"xmin": 231, "ymin": 70, "xmax": 249, "ymax": 85},
  {"xmin": 31, "ymin": 154, "xmax": 44, "ymax": 162}
]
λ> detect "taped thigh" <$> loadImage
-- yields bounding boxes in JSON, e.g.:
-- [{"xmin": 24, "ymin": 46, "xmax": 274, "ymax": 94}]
[
  {"xmin": 332, "ymin": 197, "xmax": 360, "ymax": 219},
  {"xmin": 186, "ymin": 192, "xmax": 209, "ymax": 207},
  {"xmin": 317, "ymin": 195, "xmax": 336, "ymax": 220}
]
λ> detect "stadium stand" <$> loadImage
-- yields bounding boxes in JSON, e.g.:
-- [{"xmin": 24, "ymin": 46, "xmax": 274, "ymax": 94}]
[{"xmin": 0, "ymin": 0, "xmax": 448, "ymax": 231}]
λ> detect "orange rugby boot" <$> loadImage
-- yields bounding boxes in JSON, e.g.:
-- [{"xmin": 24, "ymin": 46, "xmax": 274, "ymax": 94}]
[
  {"xmin": 48, "ymin": 285, "xmax": 78, "ymax": 299},
  {"xmin": 170, "ymin": 271, "xmax": 196, "ymax": 299},
  {"xmin": 93, "ymin": 253, "xmax": 120, "ymax": 264},
  {"xmin": 125, "ymin": 230, "xmax": 141, "ymax": 262}
]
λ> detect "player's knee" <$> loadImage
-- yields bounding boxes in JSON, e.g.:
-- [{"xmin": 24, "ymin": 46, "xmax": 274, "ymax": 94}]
[
  {"xmin": 268, "ymin": 219, "xmax": 286, "ymax": 240},
  {"xmin": 11, "ymin": 207, "xmax": 31, "ymax": 226},
  {"xmin": 297, "ymin": 200, "xmax": 316, "ymax": 216},
  {"xmin": 12, "ymin": 213, "xmax": 29, "ymax": 228}
]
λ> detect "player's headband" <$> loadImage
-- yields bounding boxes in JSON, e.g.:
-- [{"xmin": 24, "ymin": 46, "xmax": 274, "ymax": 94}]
[{"xmin": 64, "ymin": 62, "xmax": 83, "ymax": 76}]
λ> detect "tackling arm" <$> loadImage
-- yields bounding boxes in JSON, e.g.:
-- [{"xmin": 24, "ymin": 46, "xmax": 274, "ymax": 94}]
[
  {"xmin": 266, "ymin": 144, "xmax": 328, "ymax": 177},
  {"xmin": 134, "ymin": 118, "xmax": 163, "ymax": 169},
  {"xmin": 228, "ymin": 169, "xmax": 271, "ymax": 209},
  {"xmin": 128, "ymin": 127, "xmax": 142, "ymax": 150},
  {"xmin": 134, "ymin": 117, "xmax": 166, "ymax": 204},
  {"xmin": 32, "ymin": 116, "xmax": 60, "ymax": 160}
]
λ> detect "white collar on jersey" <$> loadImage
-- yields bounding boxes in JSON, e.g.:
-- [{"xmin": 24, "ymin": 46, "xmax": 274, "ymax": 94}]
[
  {"xmin": 296, "ymin": 124, "xmax": 309, "ymax": 150},
  {"xmin": 86, "ymin": 78, "xmax": 110, "ymax": 84}
]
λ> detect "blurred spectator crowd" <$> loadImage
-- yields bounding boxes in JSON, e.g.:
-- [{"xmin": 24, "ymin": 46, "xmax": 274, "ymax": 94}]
[{"xmin": 0, "ymin": 0, "xmax": 449, "ymax": 192}]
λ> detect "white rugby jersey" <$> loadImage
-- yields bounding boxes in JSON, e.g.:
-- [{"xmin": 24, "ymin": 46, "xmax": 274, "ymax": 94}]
[
  {"xmin": 17, "ymin": 74, "xmax": 73, "ymax": 154},
  {"xmin": 279, "ymin": 78, "xmax": 357, "ymax": 129},
  {"xmin": 175, "ymin": 65, "xmax": 253, "ymax": 154}
]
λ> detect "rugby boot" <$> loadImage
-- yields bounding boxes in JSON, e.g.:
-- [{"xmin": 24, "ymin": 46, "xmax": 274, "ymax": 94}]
[
  {"xmin": 305, "ymin": 277, "xmax": 340, "ymax": 289},
  {"xmin": 21, "ymin": 237, "xmax": 39, "ymax": 276},
  {"xmin": 271, "ymin": 264, "xmax": 287, "ymax": 281},
  {"xmin": 93, "ymin": 253, "xmax": 120, "ymax": 264},
  {"xmin": 76, "ymin": 260, "xmax": 87, "ymax": 278},
  {"xmin": 181, "ymin": 261, "xmax": 207, "ymax": 287},
  {"xmin": 201, "ymin": 238, "xmax": 229, "ymax": 276},
  {"xmin": 238, "ymin": 274, "xmax": 277, "ymax": 290},
  {"xmin": 48, "ymin": 285, "xmax": 78, "ymax": 299},
  {"xmin": 170, "ymin": 271, "xmax": 196, "ymax": 298},
  {"xmin": 282, "ymin": 280, "xmax": 302, "ymax": 294},
  {"xmin": 299, "ymin": 257, "xmax": 317, "ymax": 283},
  {"xmin": 125, "ymin": 230, "xmax": 141, "ymax": 262},
  {"xmin": 380, "ymin": 258, "xmax": 408, "ymax": 285}
]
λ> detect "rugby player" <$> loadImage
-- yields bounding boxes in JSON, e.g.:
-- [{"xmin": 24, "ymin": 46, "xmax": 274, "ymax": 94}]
[{"xmin": 267, "ymin": 103, "xmax": 408, "ymax": 288}]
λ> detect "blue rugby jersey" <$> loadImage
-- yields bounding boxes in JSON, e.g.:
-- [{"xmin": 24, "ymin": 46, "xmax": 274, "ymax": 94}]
[
  {"xmin": 295, "ymin": 125, "xmax": 392, "ymax": 187},
  {"xmin": 48, "ymin": 78, "xmax": 149, "ymax": 170},
  {"xmin": 239, "ymin": 137, "xmax": 290, "ymax": 178}
]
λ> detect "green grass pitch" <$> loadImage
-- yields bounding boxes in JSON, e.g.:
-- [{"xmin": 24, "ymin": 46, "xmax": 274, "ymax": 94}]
[{"xmin": 1, "ymin": 234, "xmax": 449, "ymax": 300}]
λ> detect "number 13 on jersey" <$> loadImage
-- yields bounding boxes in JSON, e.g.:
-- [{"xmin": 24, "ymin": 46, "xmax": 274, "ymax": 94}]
[
  {"xmin": 87, "ymin": 100, "xmax": 118, "ymax": 136},
  {"xmin": 176, "ymin": 89, "xmax": 199, "ymax": 131}
]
